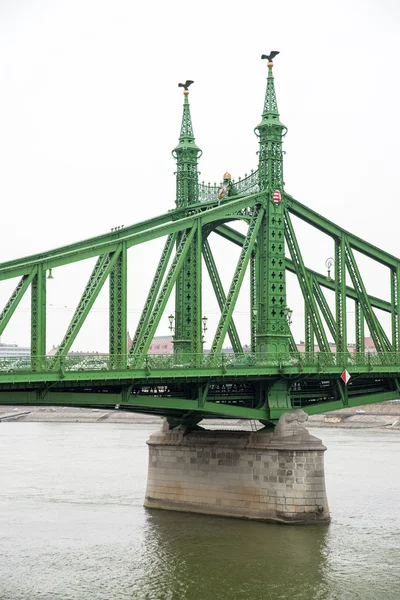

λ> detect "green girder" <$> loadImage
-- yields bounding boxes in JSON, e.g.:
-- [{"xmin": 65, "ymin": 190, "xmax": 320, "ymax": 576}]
[
  {"xmin": 31, "ymin": 264, "xmax": 46, "ymax": 364},
  {"xmin": 109, "ymin": 243, "xmax": 127, "ymax": 367},
  {"xmin": 216, "ymin": 223, "xmax": 393, "ymax": 314},
  {"xmin": 54, "ymin": 248, "xmax": 122, "ymax": 360},
  {"xmin": 133, "ymin": 224, "xmax": 198, "ymax": 365},
  {"xmin": 203, "ymin": 239, "xmax": 242, "ymax": 355},
  {"xmin": 312, "ymin": 278, "xmax": 336, "ymax": 341},
  {"xmin": 284, "ymin": 210, "xmax": 330, "ymax": 353},
  {"xmin": 344, "ymin": 241, "xmax": 391, "ymax": 353},
  {"xmin": 130, "ymin": 233, "xmax": 176, "ymax": 355},
  {"xmin": 355, "ymin": 300, "xmax": 365, "ymax": 353},
  {"xmin": 0, "ymin": 269, "xmax": 37, "ymax": 337},
  {"xmin": 208, "ymin": 206, "xmax": 264, "ymax": 359}
]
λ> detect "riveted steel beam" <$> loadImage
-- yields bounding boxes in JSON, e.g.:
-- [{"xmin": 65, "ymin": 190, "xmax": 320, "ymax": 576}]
[
  {"xmin": 203, "ymin": 239, "xmax": 242, "ymax": 355},
  {"xmin": 134, "ymin": 223, "xmax": 198, "ymax": 364},
  {"xmin": 109, "ymin": 242, "xmax": 127, "ymax": 367},
  {"xmin": 54, "ymin": 247, "xmax": 122, "ymax": 360},
  {"xmin": 31, "ymin": 264, "xmax": 46, "ymax": 368},
  {"xmin": 286, "ymin": 193, "xmax": 398, "ymax": 268},
  {"xmin": 130, "ymin": 233, "xmax": 176, "ymax": 356},
  {"xmin": 0, "ymin": 194, "xmax": 261, "ymax": 281},
  {"xmin": 216, "ymin": 223, "xmax": 392, "ymax": 314},
  {"xmin": 335, "ymin": 236, "xmax": 347, "ymax": 353},
  {"xmin": 391, "ymin": 267, "xmax": 400, "ymax": 352},
  {"xmin": 284, "ymin": 210, "xmax": 330, "ymax": 353},
  {"xmin": 208, "ymin": 206, "xmax": 264, "ymax": 359},
  {"xmin": 344, "ymin": 241, "xmax": 391, "ymax": 353},
  {"xmin": 312, "ymin": 277, "xmax": 336, "ymax": 341},
  {"xmin": 355, "ymin": 300, "xmax": 365, "ymax": 353},
  {"xmin": 0, "ymin": 269, "xmax": 37, "ymax": 338}
]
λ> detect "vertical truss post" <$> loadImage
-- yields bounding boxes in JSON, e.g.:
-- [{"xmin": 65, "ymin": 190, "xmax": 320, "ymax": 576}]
[
  {"xmin": 0, "ymin": 269, "xmax": 37, "ymax": 338},
  {"xmin": 391, "ymin": 267, "xmax": 400, "ymax": 352},
  {"xmin": 31, "ymin": 264, "xmax": 46, "ymax": 370},
  {"xmin": 305, "ymin": 306, "xmax": 314, "ymax": 354},
  {"xmin": 173, "ymin": 227, "xmax": 202, "ymax": 362},
  {"xmin": 130, "ymin": 234, "xmax": 176, "ymax": 355},
  {"xmin": 194, "ymin": 220, "xmax": 203, "ymax": 365},
  {"xmin": 109, "ymin": 242, "xmax": 127, "ymax": 369},
  {"xmin": 172, "ymin": 86, "xmax": 202, "ymax": 362},
  {"xmin": 335, "ymin": 236, "xmax": 347, "ymax": 353},
  {"xmin": 250, "ymin": 251, "xmax": 257, "ymax": 353},
  {"xmin": 134, "ymin": 224, "xmax": 197, "ymax": 365},
  {"xmin": 203, "ymin": 239, "xmax": 243, "ymax": 355},
  {"xmin": 284, "ymin": 211, "xmax": 330, "ymax": 353},
  {"xmin": 355, "ymin": 300, "xmax": 365, "ymax": 353},
  {"xmin": 344, "ymin": 241, "xmax": 391, "ymax": 353},
  {"xmin": 254, "ymin": 60, "xmax": 290, "ymax": 358},
  {"xmin": 208, "ymin": 207, "xmax": 264, "ymax": 359}
]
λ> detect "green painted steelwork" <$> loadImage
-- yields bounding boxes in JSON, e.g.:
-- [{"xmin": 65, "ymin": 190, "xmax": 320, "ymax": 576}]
[
  {"xmin": 0, "ymin": 56, "xmax": 399, "ymax": 424},
  {"xmin": 130, "ymin": 233, "xmax": 176, "ymax": 356},
  {"xmin": 203, "ymin": 239, "xmax": 243, "ymax": 355}
]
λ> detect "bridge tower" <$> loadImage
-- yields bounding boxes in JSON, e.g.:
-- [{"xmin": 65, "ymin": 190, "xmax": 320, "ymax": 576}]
[
  {"xmin": 171, "ymin": 85, "xmax": 203, "ymax": 362},
  {"xmin": 254, "ymin": 56, "xmax": 290, "ymax": 357}
]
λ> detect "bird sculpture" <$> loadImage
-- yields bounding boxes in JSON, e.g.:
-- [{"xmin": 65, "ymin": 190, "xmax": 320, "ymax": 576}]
[
  {"xmin": 261, "ymin": 51, "xmax": 280, "ymax": 61},
  {"xmin": 178, "ymin": 80, "xmax": 194, "ymax": 91}
]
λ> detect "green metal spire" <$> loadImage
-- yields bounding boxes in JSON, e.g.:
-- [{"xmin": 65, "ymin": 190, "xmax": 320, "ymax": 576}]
[
  {"xmin": 255, "ymin": 58, "xmax": 287, "ymax": 191},
  {"xmin": 172, "ymin": 82, "xmax": 203, "ymax": 361},
  {"xmin": 253, "ymin": 54, "xmax": 290, "ymax": 373},
  {"xmin": 172, "ymin": 85, "xmax": 202, "ymax": 208}
]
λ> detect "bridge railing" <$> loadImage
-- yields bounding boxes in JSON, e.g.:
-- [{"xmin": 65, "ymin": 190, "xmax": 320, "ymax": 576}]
[
  {"xmin": 0, "ymin": 351, "xmax": 400, "ymax": 374},
  {"xmin": 197, "ymin": 170, "xmax": 260, "ymax": 203}
]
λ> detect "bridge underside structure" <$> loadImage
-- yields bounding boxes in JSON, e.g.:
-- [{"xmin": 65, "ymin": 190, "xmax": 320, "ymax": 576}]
[{"xmin": 0, "ymin": 61, "xmax": 399, "ymax": 426}]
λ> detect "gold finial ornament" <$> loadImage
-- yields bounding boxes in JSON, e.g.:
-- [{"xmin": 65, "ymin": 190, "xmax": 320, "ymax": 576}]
[
  {"xmin": 268, "ymin": 61, "xmax": 274, "ymax": 68},
  {"xmin": 183, "ymin": 90, "xmax": 189, "ymax": 96},
  {"xmin": 223, "ymin": 171, "xmax": 231, "ymax": 180}
]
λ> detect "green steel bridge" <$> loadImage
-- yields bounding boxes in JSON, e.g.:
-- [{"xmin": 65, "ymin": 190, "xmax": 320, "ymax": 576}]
[{"xmin": 1, "ymin": 56, "xmax": 399, "ymax": 426}]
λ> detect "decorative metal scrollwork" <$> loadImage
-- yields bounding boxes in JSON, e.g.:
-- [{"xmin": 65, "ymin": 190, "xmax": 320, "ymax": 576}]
[{"xmin": 197, "ymin": 169, "xmax": 260, "ymax": 203}]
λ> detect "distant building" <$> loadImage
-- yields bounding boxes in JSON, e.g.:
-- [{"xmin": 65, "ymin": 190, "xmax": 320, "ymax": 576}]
[
  {"xmin": 47, "ymin": 346, "xmax": 103, "ymax": 357},
  {"xmin": 0, "ymin": 342, "xmax": 30, "ymax": 357},
  {"xmin": 296, "ymin": 339, "xmax": 375, "ymax": 353},
  {"xmin": 148, "ymin": 335, "xmax": 173, "ymax": 354}
]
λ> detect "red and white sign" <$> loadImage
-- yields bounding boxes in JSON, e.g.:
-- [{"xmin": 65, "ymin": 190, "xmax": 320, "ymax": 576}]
[
  {"xmin": 340, "ymin": 369, "xmax": 351, "ymax": 384},
  {"xmin": 273, "ymin": 190, "xmax": 282, "ymax": 205}
]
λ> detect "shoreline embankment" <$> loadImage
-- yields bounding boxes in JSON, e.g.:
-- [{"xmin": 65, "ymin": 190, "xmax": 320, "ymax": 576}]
[{"xmin": 1, "ymin": 402, "xmax": 400, "ymax": 429}]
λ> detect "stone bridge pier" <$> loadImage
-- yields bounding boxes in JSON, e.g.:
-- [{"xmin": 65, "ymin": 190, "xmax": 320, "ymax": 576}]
[{"xmin": 144, "ymin": 409, "xmax": 330, "ymax": 524}]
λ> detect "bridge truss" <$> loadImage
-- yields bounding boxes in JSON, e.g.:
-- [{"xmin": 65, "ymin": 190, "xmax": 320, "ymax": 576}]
[{"xmin": 0, "ymin": 58, "xmax": 399, "ymax": 425}]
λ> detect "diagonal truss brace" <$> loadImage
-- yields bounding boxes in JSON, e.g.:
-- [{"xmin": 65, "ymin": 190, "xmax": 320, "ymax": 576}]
[
  {"xmin": 344, "ymin": 241, "xmax": 391, "ymax": 353},
  {"xmin": 130, "ymin": 233, "xmax": 176, "ymax": 356},
  {"xmin": 203, "ymin": 239, "xmax": 243, "ymax": 355},
  {"xmin": 216, "ymin": 223, "xmax": 393, "ymax": 314},
  {"xmin": 0, "ymin": 268, "xmax": 37, "ymax": 337},
  {"xmin": 284, "ymin": 210, "xmax": 330, "ymax": 353},
  {"xmin": 134, "ymin": 224, "xmax": 198, "ymax": 364},
  {"xmin": 54, "ymin": 247, "xmax": 122, "ymax": 360},
  {"xmin": 208, "ymin": 206, "xmax": 264, "ymax": 359},
  {"xmin": 312, "ymin": 277, "xmax": 336, "ymax": 340}
]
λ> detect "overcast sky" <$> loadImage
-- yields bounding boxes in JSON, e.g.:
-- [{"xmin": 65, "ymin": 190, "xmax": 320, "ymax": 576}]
[{"xmin": 0, "ymin": 0, "xmax": 399, "ymax": 352}]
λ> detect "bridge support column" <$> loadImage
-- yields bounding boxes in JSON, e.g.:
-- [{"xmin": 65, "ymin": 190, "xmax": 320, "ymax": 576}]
[{"xmin": 144, "ymin": 409, "xmax": 330, "ymax": 524}]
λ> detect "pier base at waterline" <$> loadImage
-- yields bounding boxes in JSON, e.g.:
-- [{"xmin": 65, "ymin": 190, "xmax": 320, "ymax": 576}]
[{"xmin": 144, "ymin": 409, "xmax": 330, "ymax": 524}]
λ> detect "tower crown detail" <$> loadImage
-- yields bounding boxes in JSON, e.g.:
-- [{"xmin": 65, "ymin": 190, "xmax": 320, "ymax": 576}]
[
  {"xmin": 255, "ymin": 63, "xmax": 287, "ymax": 138},
  {"xmin": 172, "ymin": 89, "xmax": 202, "ymax": 159}
]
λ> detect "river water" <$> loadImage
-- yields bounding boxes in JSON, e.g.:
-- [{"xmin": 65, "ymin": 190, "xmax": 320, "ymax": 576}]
[{"xmin": 0, "ymin": 423, "xmax": 399, "ymax": 600}]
